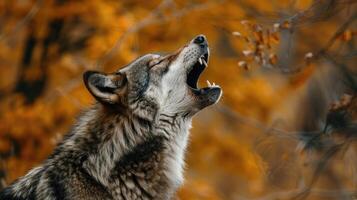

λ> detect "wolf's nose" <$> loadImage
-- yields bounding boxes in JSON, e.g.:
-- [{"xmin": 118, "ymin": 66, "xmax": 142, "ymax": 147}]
[{"xmin": 193, "ymin": 35, "xmax": 207, "ymax": 45}]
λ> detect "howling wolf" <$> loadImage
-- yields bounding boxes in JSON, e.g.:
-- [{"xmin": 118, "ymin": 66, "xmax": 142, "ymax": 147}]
[{"xmin": 0, "ymin": 35, "xmax": 222, "ymax": 200}]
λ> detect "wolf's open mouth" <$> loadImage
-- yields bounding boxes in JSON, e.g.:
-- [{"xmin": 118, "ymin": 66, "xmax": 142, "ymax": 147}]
[
  {"xmin": 184, "ymin": 35, "xmax": 222, "ymax": 106},
  {"xmin": 186, "ymin": 52, "xmax": 213, "ymax": 91}
]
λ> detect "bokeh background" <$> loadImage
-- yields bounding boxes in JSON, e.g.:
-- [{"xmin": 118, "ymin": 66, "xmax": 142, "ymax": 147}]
[{"xmin": 0, "ymin": 0, "xmax": 356, "ymax": 199}]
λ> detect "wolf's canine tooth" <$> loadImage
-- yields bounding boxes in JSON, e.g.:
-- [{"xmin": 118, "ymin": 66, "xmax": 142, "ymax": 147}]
[
  {"xmin": 198, "ymin": 57, "xmax": 203, "ymax": 65},
  {"xmin": 202, "ymin": 59, "xmax": 207, "ymax": 67}
]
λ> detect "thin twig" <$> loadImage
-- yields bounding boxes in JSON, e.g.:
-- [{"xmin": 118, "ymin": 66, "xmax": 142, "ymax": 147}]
[
  {"xmin": 215, "ymin": 104, "xmax": 320, "ymax": 139},
  {"xmin": 0, "ymin": 0, "xmax": 43, "ymax": 42},
  {"xmin": 318, "ymin": 12, "xmax": 357, "ymax": 55}
]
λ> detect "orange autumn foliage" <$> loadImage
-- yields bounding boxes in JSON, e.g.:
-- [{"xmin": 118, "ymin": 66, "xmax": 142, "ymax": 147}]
[{"xmin": 0, "ymin": 0, "xmax": 356, "ymax": 199}]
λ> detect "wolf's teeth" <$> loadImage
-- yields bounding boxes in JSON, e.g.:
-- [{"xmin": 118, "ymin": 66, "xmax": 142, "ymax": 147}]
[
  {"xmin": 202, "ymin": 59, "xmax": 207, "ymax": 67},
  {"xmin": 198, "ymin": 57, "xmax": 203, "ymax": 65},
  {"xmin": 206, "ymin": 80, "xmax": 211, "ymax": 87}
]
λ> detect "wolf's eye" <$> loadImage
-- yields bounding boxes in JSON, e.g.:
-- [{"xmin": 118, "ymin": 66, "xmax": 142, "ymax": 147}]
[{"xmin": 148, "ymin": 58, "xmax": 163, "ymax": 68}]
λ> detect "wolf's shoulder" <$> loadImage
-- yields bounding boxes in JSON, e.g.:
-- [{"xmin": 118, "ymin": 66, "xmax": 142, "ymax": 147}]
[
  {"xmin": 0, "ymin": 166, "xmax": 43, "ymax": 200},
  {"xmin": 0, "ymin": 187, "xmax": 32, "ymax": 200},
  {"xmin": 0, "ymin": 180, "xmax": 38, "ymax": 200}
]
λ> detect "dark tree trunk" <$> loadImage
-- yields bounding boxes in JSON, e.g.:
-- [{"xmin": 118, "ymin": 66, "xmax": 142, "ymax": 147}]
[{"xmin": 14, "ymin": 19, "xmax": 64, "ymax": 104}]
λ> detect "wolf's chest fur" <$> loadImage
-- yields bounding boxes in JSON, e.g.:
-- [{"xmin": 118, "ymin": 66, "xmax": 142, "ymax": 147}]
[{"xmin": 0, "ymin": 105, "xmax": 191, "ymax": 200}]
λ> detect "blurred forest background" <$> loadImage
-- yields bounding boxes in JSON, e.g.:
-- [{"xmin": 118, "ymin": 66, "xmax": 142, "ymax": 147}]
[{"xmin": 0, "ymin": 0, "xmax": 356, "ymax": 199}]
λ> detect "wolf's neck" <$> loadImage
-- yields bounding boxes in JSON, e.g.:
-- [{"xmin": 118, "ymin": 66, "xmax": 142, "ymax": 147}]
[
  {"xmin": 74, "ymin": 105, "xmax": 192, "ymax": 190},
  {"xmin": 155, "ymin": 113, "xmax": 192, "ymax": 188}
]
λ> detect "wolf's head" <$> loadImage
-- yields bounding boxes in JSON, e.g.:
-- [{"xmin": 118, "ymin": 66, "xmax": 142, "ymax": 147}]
[{"xmin": 84, "ymin": 35, "xmax": 222, "ymax": 121}]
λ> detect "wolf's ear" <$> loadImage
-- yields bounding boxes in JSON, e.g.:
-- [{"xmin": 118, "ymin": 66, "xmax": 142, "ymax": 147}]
[{"xmin": 83, "ymin": 71, "xmax": 127, "ymax": 104}]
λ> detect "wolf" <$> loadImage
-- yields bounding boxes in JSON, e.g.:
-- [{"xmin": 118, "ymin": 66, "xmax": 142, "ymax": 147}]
[{"xmin": 0, "ymin": 35, "xmax": 222, "ymax": 200}]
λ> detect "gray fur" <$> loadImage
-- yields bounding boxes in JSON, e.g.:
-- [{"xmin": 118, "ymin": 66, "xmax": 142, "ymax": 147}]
[{"xmin": 0, "ymin": 35, "xmax": 222, "ymax": 200}]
